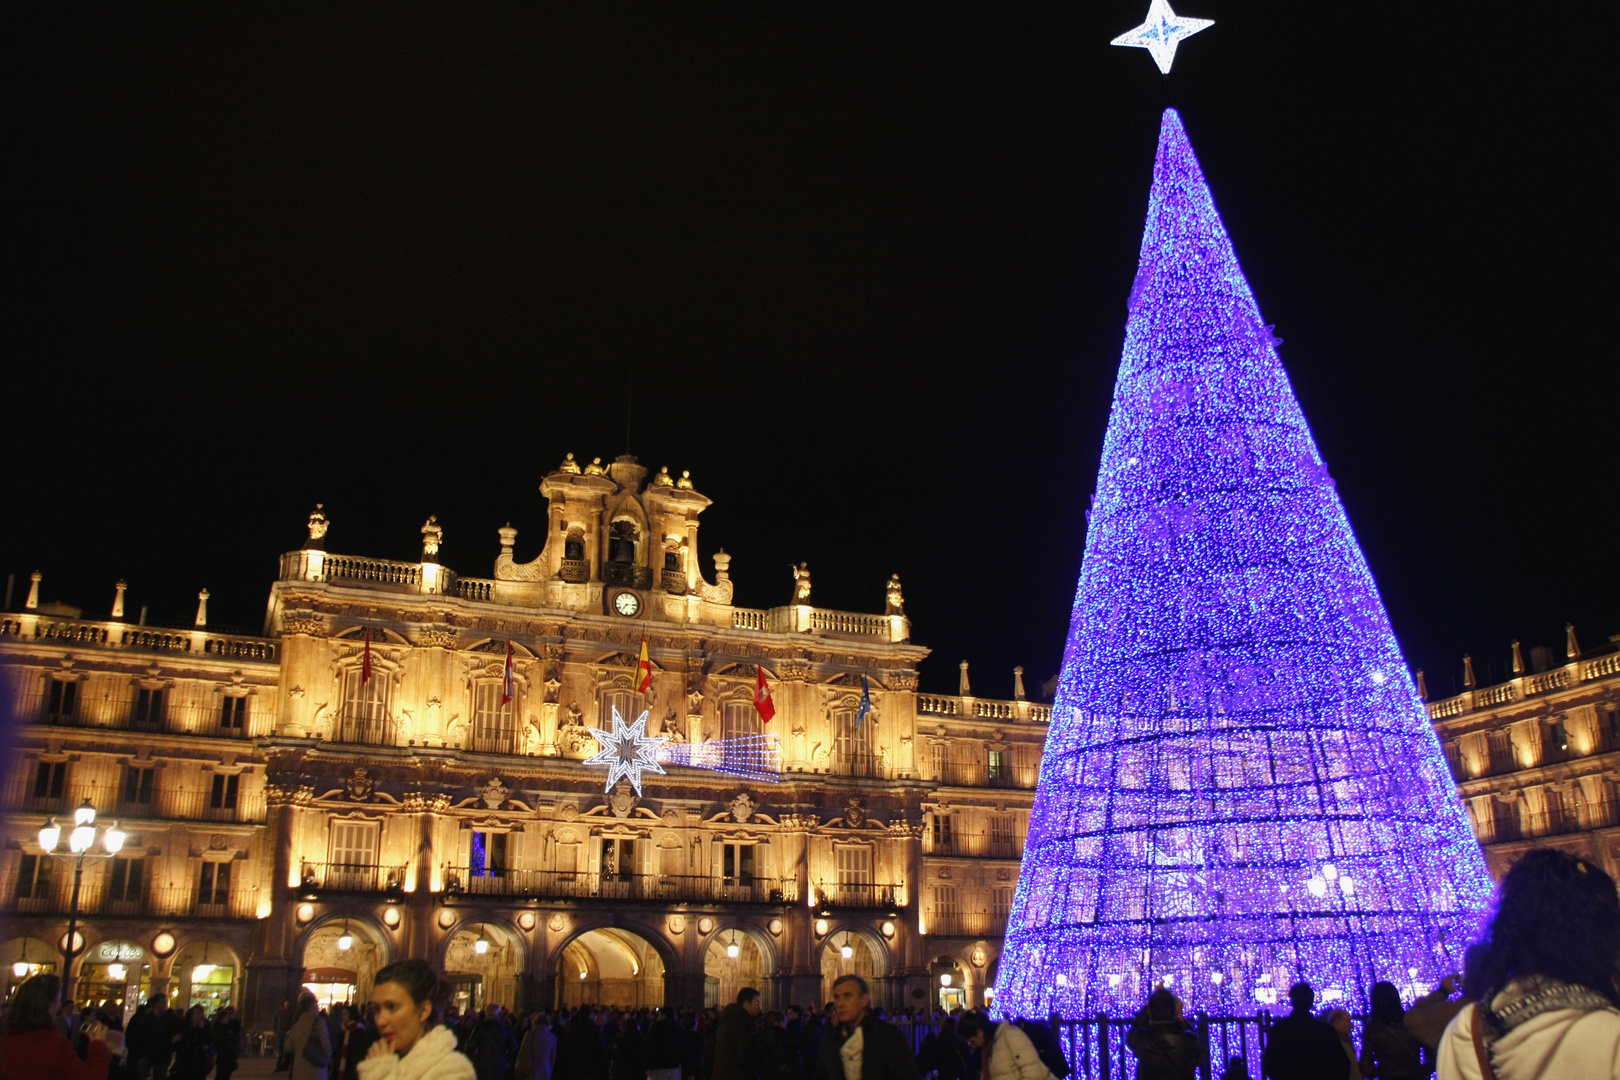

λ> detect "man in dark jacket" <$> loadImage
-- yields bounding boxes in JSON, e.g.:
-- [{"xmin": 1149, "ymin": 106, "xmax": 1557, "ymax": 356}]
[
  {"xmin": 811, "ymin": 975, "xmax": 919, "ymax": 1080},
  {"xmin": 1261, "ymin": 983, "xmax": 1349, "ymax": 1080},
  {"xmin": 1126, "ymin": 989, "xmax": 1203, "ymax": 1080},
  {"xmin": 712, "ymin": 988, "xmax": 762, "ymax": 1080}
]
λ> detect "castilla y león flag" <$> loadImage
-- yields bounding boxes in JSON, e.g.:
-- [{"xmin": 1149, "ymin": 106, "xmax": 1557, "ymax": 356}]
[
  {"xmin": 753, "ymin": 664, "xmax": 775, "ymax": 722},
  {"xmin": 636, "ymin": 636, "xmax": 653, "ymax": 694},
  {"xmin": 501, "ymin": 639, "xmax": 515, "ymax": 704}
]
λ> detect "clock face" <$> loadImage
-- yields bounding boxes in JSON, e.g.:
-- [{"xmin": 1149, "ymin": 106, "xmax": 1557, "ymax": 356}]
[{"xmin": 613, "ymin": 591, "xmax": 641, "ymax": 617}]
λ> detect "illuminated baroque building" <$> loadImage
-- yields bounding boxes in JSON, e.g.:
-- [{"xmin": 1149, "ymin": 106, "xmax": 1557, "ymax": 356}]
[
  {"xmin": 0, "ymin": 454, "xmax": 1051, "ymax": 1028},
  {"xmin": 1426, "ymin": 629, "xmax": 1620, "ymax": 878}
]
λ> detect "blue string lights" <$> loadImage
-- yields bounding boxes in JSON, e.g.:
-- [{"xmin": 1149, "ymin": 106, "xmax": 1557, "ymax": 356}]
[{"xmin": 994, "ymin": 110, "xmax": 1494, "ymax": 1018}]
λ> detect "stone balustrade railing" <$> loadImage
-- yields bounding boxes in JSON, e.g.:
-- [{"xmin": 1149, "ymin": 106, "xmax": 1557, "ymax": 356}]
[
  {"xmin": 0, "ymin": 615, "xmax": 278, "ymax": 662},
  {"xmin": 917, "ymin": 693, "xmax": 1050, "ymax": 725},
  {"xmin": 1427, "ymin": 648, "xmax": 1620, "ymax": 721},
  {"xmin": 729, "ymin": 605, "xmax": 910, "ymax": 643}
]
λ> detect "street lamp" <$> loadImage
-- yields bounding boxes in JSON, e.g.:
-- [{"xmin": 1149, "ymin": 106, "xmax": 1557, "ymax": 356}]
[{"xmin": 37, "ymin": 799, "xmax": 125, "ymax": 1000}]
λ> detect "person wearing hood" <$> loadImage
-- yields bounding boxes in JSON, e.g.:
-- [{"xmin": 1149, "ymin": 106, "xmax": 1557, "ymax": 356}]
[
  {"xmin": 1438, "ymin": 848, "xmax": 1620, "ymax": 1079},
  {"xmin": 358, "ymin": 959, "xmax": 475, "ymax": 1080}
]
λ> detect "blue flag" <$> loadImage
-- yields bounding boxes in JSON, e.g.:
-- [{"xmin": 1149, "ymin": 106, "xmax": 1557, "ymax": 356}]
[{"xmin": 855, "ymin": 674, "xmax": 872, "ymax": 729}]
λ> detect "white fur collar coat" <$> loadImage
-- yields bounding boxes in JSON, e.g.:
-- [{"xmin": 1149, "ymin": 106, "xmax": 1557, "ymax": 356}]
[{"xmin": 356, "ymin": 1025, "xmax": 476, "ymax": 1080}]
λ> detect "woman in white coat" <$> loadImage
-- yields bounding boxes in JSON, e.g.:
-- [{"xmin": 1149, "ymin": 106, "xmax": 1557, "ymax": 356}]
[
  {"xmin": 958, "ymin": 1012, "xmax": 1053, "ymax": 1080},
  {"xmin": 358, "ymin": 959, "xmax": 476, "ymax": 1080}
]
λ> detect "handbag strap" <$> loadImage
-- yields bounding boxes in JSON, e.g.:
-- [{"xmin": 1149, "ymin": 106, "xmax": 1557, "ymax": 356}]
[{"xmin": 1468, "ymin": 1007, "xmax": 1496, "ymax": 1080}]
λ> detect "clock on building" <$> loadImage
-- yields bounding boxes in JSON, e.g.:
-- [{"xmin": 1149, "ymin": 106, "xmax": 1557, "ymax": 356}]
[{"xmin": 613, "ymin": 590, "xmax": 642, "ymax": 617}]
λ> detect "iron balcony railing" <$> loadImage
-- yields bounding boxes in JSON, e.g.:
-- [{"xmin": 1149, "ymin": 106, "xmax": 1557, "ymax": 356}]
[
  {"xmin": 440, "ymin": 866, "xmax": 798, "ymax": 905},
  {"xmin": 815, "ymin": 882, "xmax": 901, "ymax": 910},
  {"xmin": 298, "ymin": 862, "xmax": 409, "ymax": 894},
  {"xmin": 15, "ymin": 694, "xmax": 262, "ymax": 739},
  {"xmin": 922, "ymin": 831, "xmax": 1021, "ymax": 858},
  {"xmin": 929, "ymin": 761, "xmax": 1038, "ymax": 790},
  {"xmin": 8, "ymin": 883, "xmax": 258, "ymax": 920},
  {"xmin": 921, "ymin": 910, "xmax": 1007, "ymax": 937}
]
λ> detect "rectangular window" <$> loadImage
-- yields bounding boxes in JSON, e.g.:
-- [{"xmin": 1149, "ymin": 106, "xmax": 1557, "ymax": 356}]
[
  {"xmin": 833, "ymin": 709, "xmax": 875, "ymax": 777},
  {"xmin": 992, "ymin": 886, "xmax": 1015, "ymax": 922},
  {"xmin": 658, "ymin": 845, "xmax": 682, "ymax": 878},
  {"xmin": 601, "ymin": 838, "xmax": 635, "ymax": 883},
  {"xmin": 721, "ymin": 843, "xmax": 755, "ymax": 886},
  {"xmin": 198, "ymin": 861, "xmax": 231, "ymax": 906},
  {"xmin": 931, "ymin": 813, "xmax": 955, "ymax": 853},
  {"xmin": 987, "ymin": 748, "xmax": 1006, "ymax": 783},
  {"xmin": 722, "ymin": 702, "xmax": 761, "ymax": 742},
  {"xmin": 35, "ymin": 761, "xmax": 66, "ymax": 799},
  {"xmin": 210, "ymin": 774, "xmax": 240, "ymax": 810},
  {"xmin": 472, "ymin": 683, "xmax": 515, "ymax": 752},
  {"xmin": 123, "ymin": 767, "xmax": 155, "ymax": 806},
  {"xmin": 934, "ymin": 884, "xmax": 959, "ymax": 919},
  {"xmin": 930, "ymin": 743, "xmax": 946, "ymax": 782},
  {"xmin": 471, "ymin": 830, "xmax": 508, "ymax": 878},
  {"xmin": 18, "ymin": 853, "xmax": 54, "ymax": 899},
  {"xmin": 341, "ymin": 669, "xmax": 392, "ymax": 723},
  {"xmin": 1606, "ymin": 706, "xmax": 1620, "ymax": 746},
  {"xmin": 329, "ymin": 822, "xmax": 380, "ymax": 886},
  {"xmin": 990, "ymin": 815, "xmax": 1015, "ymax": 855},
  {"xmin": 220, "ymin": 696, "xmax": 248, "ymax": 730},
  {"xmin": 599, "ymin": 689, "xmax": 642, "ymax": 728},
  {"xmin": 556, "ymin": 843, "xmax": 580, "ymax": 880},
  {"xmin": 46, "ymin": 680, "xmax": 77, "ymax": 719},
  {"xmin": 134, "ymin": 687, "xmax": 165, "ymax": 726},
  {"xmin": 108, "ymin": 857, "xmax": 144, "ymax": 902},
  {"xmin": 834, "ymin": 845, "xmax": 873, "ymax": 902},
  {"xmin": 1548, "ymin": 721, "xmax": 1568, "ymax": 754}
]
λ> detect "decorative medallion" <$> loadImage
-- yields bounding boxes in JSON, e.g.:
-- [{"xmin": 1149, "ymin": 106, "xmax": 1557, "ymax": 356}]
[
  {"xmin": 668, "ymin": 915, "xmax": 687, "ymax": 935},
  {"xmin": 481, "ymin": 777, "xmax": 510, "ymax": 810},
  {"xmin": 730, "ymin": 792, "xmax": 756, "ymax": 824},
  {"xmin": 548, "ymin": 913, "xmax": 568, "ymax": 933},
  {"xmin": 345, "ymin": 767, "xmax": 375, "ymax": 802}
]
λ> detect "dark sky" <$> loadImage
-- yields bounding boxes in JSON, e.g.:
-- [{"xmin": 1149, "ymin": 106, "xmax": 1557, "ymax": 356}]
[{"xmin": 2, "ymin": 7, "xmax": 1611, "ymax": 698}]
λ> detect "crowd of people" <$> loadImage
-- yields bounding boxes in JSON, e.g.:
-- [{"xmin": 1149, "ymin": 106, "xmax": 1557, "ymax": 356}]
[{"xmin": 3, "ymin": 848, "xmax": 1618, "ymax": 1080}]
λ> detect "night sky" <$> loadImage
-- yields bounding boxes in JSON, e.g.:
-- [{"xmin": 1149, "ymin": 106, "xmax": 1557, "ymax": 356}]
[{"xmin": 3, "ymin": 7, "xmax": 1611, "ymax": 699}]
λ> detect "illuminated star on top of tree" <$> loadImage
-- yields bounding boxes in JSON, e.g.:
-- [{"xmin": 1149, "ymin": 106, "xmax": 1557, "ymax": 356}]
[
  {"xmin": 584, "ymin": 707, "xmax": 669, "ymax": 796},
  {"xmin": 1110, "ymin": 0, "xmax": 1214, "ymax": 75}
]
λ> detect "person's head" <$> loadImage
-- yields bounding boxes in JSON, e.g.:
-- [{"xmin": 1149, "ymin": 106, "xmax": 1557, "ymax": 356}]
[
  {"xmin": 187, "ymin": 1004, "xmax": 206, "ymax": 1027},
  {"xmin": 956, "ymin": 1011, "xmax": 991, "ymax": 1049},
  {"xmin": 1288, "ymin": 982, "xmax": 1314, "ymax": 1013},
  {"xmin": 5, "ymin": 974, "xmax": 63, "ymax": 1031},
  {"xmin": 830, "ymin": 975, "xmax": 870, "ymax": 1026},
  {"xmin": 1326, "ymin": 1008, "xmax": 1351, "ymax": 1036},
  {"xmin": 1368, "ymin": 981, "xmax": 1403, "ymax": 1025},
  {"xmin": 151, "ymin": 995, "xmax": 169, "ymax": 1014},
  {"xmin": 764, "ymin": 1010, "xmax": 784, "ymax": 1028},
  {"xmin": 371, "ymin": 958, "xmax": 448, "ymax": 1055},
  {"xmin": 738, "ymin": 988, "xmax": 761, "ymax": 1017},
  {"xmin": 1480, "ymin": 848, "xmax": 1620, "ymax": 1005},
  {"xmin": 786, "ymin": 1005, "xmax": 802, "ymax": 1022},
  {"xmin": 1146, "ymin": 987, "xmax": 1178, "ymax": 1022}
]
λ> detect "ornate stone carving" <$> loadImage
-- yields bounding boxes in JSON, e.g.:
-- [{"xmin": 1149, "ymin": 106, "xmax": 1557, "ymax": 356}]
[
  {"xmin": 416, "ymin": 628, "xmax": 457, "ymax": 649},
  {"xmin": 209, "ymin": 835, "xmax": 229, "ymax": 850},
  {"xmin": 887, "ymin": 670, "xmax": 919, "ymax": 692},
  {"xmin": 282, "ymin": 614, "xmax": 326, "ymax": 637},
  {"xmin": 778, "ymin": 657, "xmax": 813, "ymax": 683},
  {"xmin": 842, "ymin": 797, "xmax": 866, "ymax": 829},
  {"xmin": 548, "ymin": 912, "xmax": 568, "ymax": 932},
  {"xmin": 886, "ymin": 573, "xmax": 904, "ymax": 615},
  {"xmin": 481, "ymin": 777, "xmax": 511, "ymax": 810},
  {"xmin": 729, "ymin": 792, "xmax": 757, "ymax": 824},
  {"xmin": 791, "ymin": 562, "xmax": 812, "ymax": 603},
  {"xmin": 420, "ymin": 516, "xmax": 444, "ymax": 559},
  {"xmin": 265, "ymin": 784, "xmax": 315, "ymax": 806},
  {"xmin": 609, "ymin": 781, "xmax": 637, "ymax": 819},
  {"xmin": 543, "ymin": 677, "xmax": 562, "ymax": 703},
  {"xmin": 345, "ymin": 768, "xmax": 375, "ymax": 802},
  {"xmin": 779, "ymin": 813, "xmax": 821, "ymax": 831},
  {"xmin": 668, "ymin": 914, "xmax": 687, "ymax": 935},
  {"xmin": 401, "ymin": 792, "xmax": 426, "ymax": 812}
]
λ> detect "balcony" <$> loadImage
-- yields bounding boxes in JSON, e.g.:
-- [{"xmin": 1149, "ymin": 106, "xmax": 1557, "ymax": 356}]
[
  {"xmin": 18, "ymin": 694, "xmax": 262, "ymax": 739},
  {"xmin": 829, "ymin": 756, "xmax": 892, "ymax": 781},
  {"xmin": 0, "ymin": 616, "xmax": 277, "ymax": 661},
  {"xmin": 1478, "ymin": 801, "xmax": 1620, "ymax": 845},
  {"xmin": 464, "ymin": 725, "xmax": 522, "ymax": 756},
  {"xmin": 331, "ymin": 716, "xmax": 399, "ymax": 747},
  {"xmin": 923, "ymin": 910, "xmax": 1006, "ymax": 937},
  {"xmin": 298, "ymin": 862, "xmax": 408, "ymax": 894},
  {"xmin": 8, "ymin": 884, "xmax": 258, "ymax": 920},
  {"xmin": 603, "ymin": 563, "xmax": 653, "ymax": 589},
  {"xmin": 440, "ymin": 866, "xmax": 798, "ymax": 906},
  {"xmin": 117, "ymin": 788, "xmax": 266, "ymax": 825},
  {"xmin": 558, "ymin": 558, "xmax": 589, "ymax": 584},
  {"xmin": 815, "ymin": 882, "xmax": 901, "ymax": 911},
  {"xmin": 923, "ymin": 832, "xmax": 1021, "ymax": 859},
  {"xmin": 929, "ymin": 761, "xmax": 1037, "ymax": 790},
  {"xmin": 1, "ymin": 780, "xmax": 105, "ymax": 816}
]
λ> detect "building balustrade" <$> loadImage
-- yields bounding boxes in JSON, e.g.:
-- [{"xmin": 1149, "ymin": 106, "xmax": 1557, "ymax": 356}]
[
  {"xmin": 299, "ymin": 862, "xmax": 408, "ymax": 894},
  {"xmin": 922, "ymin": 910, "xmax": 1006, "ymax": 937},
  {"xmin": 0, "ymin": 617, "xmax": 276, "ymax": 660},
  {"xmin": 463, "ymin": 726, "xmax": 522, "ymax": 755},
  {"xmin": 9, "ymin": 883, "xmax": 258, "ymax": 920},
  {"xmin": 330, "ymin": 715, "xmax": 399, "ymax": 747},
  {"xmin": 117, "ymin": 788, "xmax": 266, "ymax": 825},
  {"xmin": 441, "ymin": 866, "xmax": 798, "ymax": 905},
  {"xmin": 929, "ymin": 761, "xmax": 1037, "ymax": 790},
  {"xmin": 922, "ymin": 831, "xmax": 1021, "ymax": 859},
  {"xmin": 1477, "ymin": 800, "xmax": 1620, "ymax": 844},
  {"xmin": 815, "ymin": 882, "xmax": 900, "ymax": 910},
  {"xmin": 558, "ymin": 558, "xmax": 590, "ymax": 583},
  {"xmin": 14, "ymin": 693, "xmax": 263, "ymax": 738}
]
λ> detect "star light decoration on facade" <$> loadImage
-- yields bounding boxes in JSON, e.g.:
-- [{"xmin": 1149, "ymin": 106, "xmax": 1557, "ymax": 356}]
[
  {"xmin": 1111, "ymin": 0, "xmax": 1214, "ymax": 74},
  {"xmin": 584, "ymin": 707, "xmax": 669, "ymax": 796}
]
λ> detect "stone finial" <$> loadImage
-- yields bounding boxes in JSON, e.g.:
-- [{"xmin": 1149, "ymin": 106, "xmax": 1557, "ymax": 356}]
[
  {"xmin": 1013, "ymin": 666, "xmax": 1027, "ymax": 702},
  {"xmin": 1511, "ymin": 640, "xmax": 1524, "ymax": 675},
  {"xmin": 195, "ymin": 589, "xmax": 210, "ymax": 628},
  {"xmin": 713, "ymin": 549, "xmax": 732, "ymax": 583},
  {"xmin": 959, "ymin": 660, "xmax": 971, "ymax": 697},
  {"xmin": 307, "ymin": 504, "xmax": 329, "ymax": 548},
  {"xmin": 1415, "ymin": 669, "xmax": 1428, "ymax": 702},
  {"xmin": 1462, "ymin": 654, "xmax": 1476, "ymax": 689},
  {"xmin": 676, "ymin": 470, "xmax": 694, "ymax": 490},
  {"xmin": 885, "ymin": 573, "xmax": 904, "ymax": 615},
  {"xmin": 654, "ymin": 466, "xmax": 675, "ymax": 487},
  {"xmin": 791, "ymin": 562, "xmax": 812, "ymax": 604},
  {"xmin": 112, "ymin": 581, "xmax": 127, "ymax": 620},
  {"xmin": 560, "ymin": 453, "xmax": 582, "ymax": 475},
  {"xmin": 421, "ymin": 516, "xmax": 443, "ymax": 562},
  {"xmin": 498, "ymin": 523, "xmax": 518, "ymax": 556},
  {"xmin": 584, "ymin": 457, "xmax": 607, "ymax": 476},
  {"xmin": 25, "ymin": 572, "xmax": 40, "ymax": 610},
  {"xmin": 1566, "ymin": 623, "xmax": 1581, "ymax": 660}
]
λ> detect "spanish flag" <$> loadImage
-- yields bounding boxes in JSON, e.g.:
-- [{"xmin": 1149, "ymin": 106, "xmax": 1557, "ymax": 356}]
[{"xmin": 636, "ymin": 636, "xmax": 653, "ymax": 693}]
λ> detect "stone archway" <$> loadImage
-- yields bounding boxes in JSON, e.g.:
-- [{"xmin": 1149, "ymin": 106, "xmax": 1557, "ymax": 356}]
[
  {"xmin": 173, "ymin": 939, "xmax": 246, "ymax": 1016},
  {"xmin": 299, "ymin": 919, "xmax": 388, "ymax": 1010},
  {"xmin": 558, "ymin": 927, "xmax": 666, "ymax": 1009},
  {"xmin": 818, "ymin": 927, "xmax": 887, "ymax": 1003},
  {"xmin": 4, "ymin": 936, "xmax": 60, "ymax": 1005},
  {"xmin": 444, "ymin": 921, "xmax": 525, "ymax": 1014},
  {"xmin": 928, "ymin": 955, "xmax": 969, "ymax": 1014},
  {"xmin": 703, "ymin": 927, "xmax": 770, "ymax": 1009}
]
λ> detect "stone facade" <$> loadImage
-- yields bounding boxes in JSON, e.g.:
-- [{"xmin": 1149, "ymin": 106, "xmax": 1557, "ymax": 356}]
[
  {"xmin": 0, "ymin": 454, "xmax": 1049, "ymax": 1029},
  {"xmin": 1426, "ymin": 630, "xmax": 1620, "ymax": 879}
]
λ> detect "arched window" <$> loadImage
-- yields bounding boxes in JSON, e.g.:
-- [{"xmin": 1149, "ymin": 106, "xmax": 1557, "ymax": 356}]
[
  {"xmin": 599, "ymin": 687, "xmax": 644, "ymax": 728},
  {"xmin": 833, "ymin": 708, "xmax": 875, "ymax": 777},
  {"xmin": 339, "ymin": 669, "xmax": 393, "ymax": 745},
  {"xmin": 609, "ymin": 521, "xmax": 639, "ymax": 564},
  {"xmin": 471, "ymin": 682, "xmax": 518, "ymax": 754}
]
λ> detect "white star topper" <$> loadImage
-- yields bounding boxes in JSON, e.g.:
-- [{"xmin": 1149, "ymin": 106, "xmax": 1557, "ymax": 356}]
[
  {"xmin": 1111, "ymin": 0, "xmax": 1214, "ymax": 75},
  {"xmin": 584, "ymin": 707, "xmax": 669, "ymax": 796}
]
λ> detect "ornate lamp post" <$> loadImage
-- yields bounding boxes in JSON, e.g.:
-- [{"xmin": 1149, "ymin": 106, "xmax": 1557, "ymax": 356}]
[{"xmin": 37, "ymin": 798, "xmax": 125, "ymax": 1000}]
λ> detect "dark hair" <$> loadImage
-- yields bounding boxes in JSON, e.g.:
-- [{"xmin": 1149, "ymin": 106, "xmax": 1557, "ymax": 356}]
[
  {"xmin": 1368, "ymin": 981, "xmax": 1403, "ymax": 1025},
  {"xmin": 831, "ymin": 974, "xmax": 869, "ymax": 997},
  {"xmin": 1479, "ymin": 848, "xmax": 1620, "ymax": 1005},
  {"xmin": 5, "ymin": 974, "xmax": 62, "ymax": 1031},
  {"xmin": 373, "ymin": 959, "xmax": 450, "ymax": 1026},
  {"xmin": 737, "ymin": 987, "xmax": 760, "ymax": 1006},
  {"xmin": 956, "ymin": 1012, "xmax": 994, "ymax": 1042},
  {"xmin": 1147, "ymin": 988, "xmax": 1177, "ymax": 1021},
  {"xmin": 1288, "ymin": 982, "xmax": 1314, "ymax": 1012}
]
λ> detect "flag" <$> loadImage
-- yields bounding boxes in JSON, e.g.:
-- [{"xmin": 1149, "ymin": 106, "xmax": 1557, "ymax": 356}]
[
  {"xmin": 855, "ymin": 674, "xmax": 872, "ymax": 730},
  {"xmin": 360, "ymin": 627, "xmax": 373, "ymax": 685},
  {"xmin": 753, "ymin": 664, "xmax": 775, "ymax": 722},
  {"xmin": 636, "ymin": 636, "xmax": 653, "ymax": 694},
  {"xmin": 501, "ymin": 639, "xmax": 515, "ymax": 704}
]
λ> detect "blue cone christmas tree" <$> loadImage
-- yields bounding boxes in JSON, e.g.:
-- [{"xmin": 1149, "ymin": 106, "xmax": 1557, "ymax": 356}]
[{"xmin": 994, "ymin": 109, "xmax": 1493, "ymax": 1018}]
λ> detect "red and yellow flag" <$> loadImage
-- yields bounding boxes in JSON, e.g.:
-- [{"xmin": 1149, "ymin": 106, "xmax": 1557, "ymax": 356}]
[
  {"xmin": 753, "ymin": 664, "xmax": 775, "ymax": 722},
  {"xmin": 636, "ymin": 636, "xmax": 652, "ymax": 693}
]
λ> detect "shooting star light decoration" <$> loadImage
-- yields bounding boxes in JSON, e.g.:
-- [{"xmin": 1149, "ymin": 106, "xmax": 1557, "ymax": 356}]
[
  {"xmin": 586, "ymin": 707, "xmax": 782, "ymax": 795},
  {"xmin": 1111, "ymin": 0, "xmax": 1213, "ymax": 74}
]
